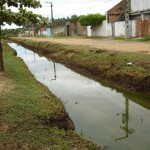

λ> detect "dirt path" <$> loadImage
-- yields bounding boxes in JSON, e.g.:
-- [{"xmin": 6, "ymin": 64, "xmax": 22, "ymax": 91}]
[
  {"xmin": 19, "ymin": 37, "xmax": 150, "ymax": 54},
  {"xmin": 0, "ymin": 73, "xmax": 13, "ymax": 94},
  {"xmin": 0, "ymin": 73, "xmax": 7, "ymax": 93}
]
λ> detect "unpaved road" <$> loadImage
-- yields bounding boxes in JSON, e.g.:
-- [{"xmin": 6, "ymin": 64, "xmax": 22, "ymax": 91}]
[{"xmin": 18, "ymin": 37, "xmax": 150, "ymax": 54}]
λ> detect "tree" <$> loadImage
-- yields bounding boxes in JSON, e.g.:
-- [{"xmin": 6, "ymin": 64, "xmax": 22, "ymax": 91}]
[
  {"xmin": 78, "ymin": 13, "xmax": 106, "ymax": 27},
  {"xmin": 70, "ymin": 15, "xmax": 79, "ymax": 23},
  {"xmin": 0, "ymin": 0, "xmax": 41, "ymax": 71}
]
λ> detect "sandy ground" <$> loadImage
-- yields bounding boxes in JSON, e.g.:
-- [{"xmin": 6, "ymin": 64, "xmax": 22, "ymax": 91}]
[{"xmin": 19, "ymin": 37, "xmax": 150, "ymax": 54}]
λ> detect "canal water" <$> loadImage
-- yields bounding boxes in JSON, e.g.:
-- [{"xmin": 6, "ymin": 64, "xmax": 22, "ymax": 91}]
[{"xmin": 8, "ymin": 43, "xmax": 150, "ymax": 150}]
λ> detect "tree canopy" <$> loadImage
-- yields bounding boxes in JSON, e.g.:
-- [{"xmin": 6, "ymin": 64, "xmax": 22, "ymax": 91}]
[
  {"xmin": 0, "ymin": 0, "xmax": 48, "ymax": 71},
  {"xmin": 78, "ymin": 14, "xmax": 106, "ymax": 26}
]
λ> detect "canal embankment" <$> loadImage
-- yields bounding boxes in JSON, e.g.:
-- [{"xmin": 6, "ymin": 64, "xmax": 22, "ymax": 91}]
[
  {"xmin": 0, "ymin": 41, "xmax": 102, "ymax": 149},
  {"xmin": 12, "ymin": 38, "xmax": 150, "ymax": 95}
]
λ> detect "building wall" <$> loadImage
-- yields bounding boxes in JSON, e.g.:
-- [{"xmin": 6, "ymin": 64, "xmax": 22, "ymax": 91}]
[
  {"xmin": 136, "ymin": 18, "xmax": 150, "ymax": 37},
  {"xmin": 66, "ymin": 22, "xmax": 87, "ymax": 36},
  {"xmin": 107, "ymin": 0, "xmax": 125, "ymax": 23},
  {"xmin": 131, "ymin": 20, "xmax": 136, "ymax": 37},
  {"xmin": 77, "ymin": 22, "xmax": 87, "ymax": 36},
  {"xmin": 106, "ymin": 23, "xmax": 112, "ymax": 36},
  {"xmin": 87, "ymin": 20, "xmax": 136, "ymax": 37},
  {"xmin": 131, "ymin": 0, "xmax": 150, "ymax": 12},
  {"xmin": 114, "ymin": 21, "xmax": 125, "ymax": 36},
  {"xmin": 91, "ymin": 21, "xmax": 107, "ymax": 36},
  {"xmin": 53, "ymin": 25, "xmax": 66, "ymax": 34},
  {"xmin": 87, "ymin": 26, "xmax": 92, "ymax": 37}
]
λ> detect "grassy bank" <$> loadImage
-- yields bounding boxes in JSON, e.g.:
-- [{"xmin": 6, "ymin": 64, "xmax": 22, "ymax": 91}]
[
  {"xmin": 0, "ymin": 41, "xmax": 102, "ymax": 149},
  {"xmin": 12, "ymin": 38, "xmax": 150, "ymax": 95}
]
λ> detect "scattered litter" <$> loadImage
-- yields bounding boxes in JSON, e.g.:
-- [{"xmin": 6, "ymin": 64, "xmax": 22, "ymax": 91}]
[
  {"xmin": 45, "ymin": 94, "xmax": 50, "ymax": 99},
  {"xmin": 126, "ymin": 62, "xmax": 133, "ymax": 66}
]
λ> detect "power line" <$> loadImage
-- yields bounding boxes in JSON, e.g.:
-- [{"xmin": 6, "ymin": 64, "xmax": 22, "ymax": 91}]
[{"xmin": 74, "ymin": 0, "xmax": 114, "ymax": 14}]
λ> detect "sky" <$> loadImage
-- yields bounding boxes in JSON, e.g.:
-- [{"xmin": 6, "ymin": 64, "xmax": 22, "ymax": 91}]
[{"xmin": 3, "ymin": 0, "xmax": 121, "ymax": 29}]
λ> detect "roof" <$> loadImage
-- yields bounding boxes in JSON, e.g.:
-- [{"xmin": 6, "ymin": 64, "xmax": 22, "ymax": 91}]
[{"xmin": 107, "ymin": 0, "xmax": 125, "ymax": 15}]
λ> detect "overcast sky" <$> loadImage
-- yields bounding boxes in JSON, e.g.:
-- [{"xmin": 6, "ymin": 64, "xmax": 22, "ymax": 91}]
[{"xmin": 4, "ymin": 0, "xmax": 121, "ymax": 29}]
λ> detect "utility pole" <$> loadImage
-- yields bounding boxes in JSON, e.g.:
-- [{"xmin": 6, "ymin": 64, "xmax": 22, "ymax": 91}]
[
  {"xmin": 125, "ymin": 0, "xmax": 131, "ymax": 38},
  {"xmin": 45, "ymin": 2, "xmax": 54, "ymax": 36},
  {"xmin": 45, "ymin": 2, "xmax": 53, "ymax": 23}
]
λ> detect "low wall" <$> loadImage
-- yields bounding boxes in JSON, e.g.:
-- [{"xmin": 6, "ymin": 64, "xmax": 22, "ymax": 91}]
[
  {"xmin": 88, "ymin": 20, "xmax": 136, "ymax": 37},
  {"xmin": 114, "ymin": 21, "xmax": 125, "ymax": 36}
]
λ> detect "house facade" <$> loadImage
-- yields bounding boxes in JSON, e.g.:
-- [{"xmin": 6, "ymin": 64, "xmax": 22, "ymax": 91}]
[
  {"xmin": 107, "ymin": 0, "xmax": 125, "ymax": 23},
  {"xmin": 130, "ymin": 0, "xmax": 150, "ymax": 20},
  {"xmin": 130, "ymin": 0, "xmax": 150, "ymax": 37},
  {"xmin": 88, "ymin": 0, "xmax": 150, "ymax": 38}
]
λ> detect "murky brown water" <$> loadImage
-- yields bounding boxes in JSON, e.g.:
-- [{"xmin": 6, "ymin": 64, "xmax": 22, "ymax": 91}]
[{"xmin": 9, "ymin": 43, "xmax": 150, "ymax": 150}]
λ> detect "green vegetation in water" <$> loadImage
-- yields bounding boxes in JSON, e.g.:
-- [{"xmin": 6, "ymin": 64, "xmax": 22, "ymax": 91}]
[
  {"xmin": 0, "ymin": 41, "xmax": 102, "ymax": 150},
  {"xmin": 12, "ymin": 38, "xmax": 150, "ymax": 95}
]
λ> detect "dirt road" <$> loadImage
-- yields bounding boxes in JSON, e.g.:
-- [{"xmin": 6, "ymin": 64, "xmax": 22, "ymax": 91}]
[{"xmin": 19, "ymin": 37, "xmax": 150, "ymax": 54}]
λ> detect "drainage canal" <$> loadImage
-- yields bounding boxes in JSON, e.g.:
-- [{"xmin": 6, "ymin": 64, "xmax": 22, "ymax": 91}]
[{"xmin": 9, "ymin": 43, "xmax": 150, "ymax": 150}]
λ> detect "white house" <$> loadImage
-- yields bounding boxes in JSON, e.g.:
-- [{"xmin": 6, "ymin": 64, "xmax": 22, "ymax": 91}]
[{"xmin": 87, "ymin": 0, "xmax": 150, "ymax": 37}]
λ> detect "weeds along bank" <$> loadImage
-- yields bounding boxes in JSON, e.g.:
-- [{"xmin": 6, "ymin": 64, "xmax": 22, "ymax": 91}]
[
  {"xmin": 0, "ymin": 41, "xmax": 102, "ymax": 150},
  {"xmin": 12, "ymin": 38, "xmax": 150, "ymax": 95}
]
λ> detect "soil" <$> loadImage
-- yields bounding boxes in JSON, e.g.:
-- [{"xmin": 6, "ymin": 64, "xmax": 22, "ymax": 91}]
[
  {"xmin": 0, "ymin": 73, "xmax": 12, "ymax": 94},
  {"xmin": 19, "ymin": 37, "xmax": 150, "ymax": 54}
]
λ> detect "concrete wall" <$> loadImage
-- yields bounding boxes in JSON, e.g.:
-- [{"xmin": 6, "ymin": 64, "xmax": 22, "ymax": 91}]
[
  {"xmin": 114, "ymin": 21, "xmax": 125, "ymax": 36},
  {"xmin": 87, "ymin": 26, "xmax": 92, "ymax": 37},
  {"xmin": 87, "ymin": 20, "xmax": 136, "ymax": 37},
  {"xmin": 53, "ymin": 25, "xmax": 66, "ymax": 34},
  {"xmin": 92, "ymin": 21, "xmax": 107, "ymax": 36},
  {"xmin": 106, "ymin": 23, "xmax": 112, "ymax": 36},
  {"xmin": 130, "ymin": 20, "xmax": 136, "ymax": 37},
  {"xmin": 131, "ymin": 0, "xmax": 150, "ymax": 12}
]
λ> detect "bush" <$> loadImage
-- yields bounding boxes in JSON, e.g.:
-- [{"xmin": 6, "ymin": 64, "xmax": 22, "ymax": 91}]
[{"xmin": 78, "ymin": 13, "xmax": 106, "ymax": 26}]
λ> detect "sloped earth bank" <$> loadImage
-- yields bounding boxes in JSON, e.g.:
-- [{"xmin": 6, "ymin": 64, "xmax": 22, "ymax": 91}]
[
  {"xmin": 18, "ymin": 37, "xmax": 150, "ymax": 54},
  {"xmin": 12, "ymin": 38, "xmax": 150, "ymax": 95},
  {"xmin": 0, "ymin": 42, "xmax": 102, "ymax": 150}
]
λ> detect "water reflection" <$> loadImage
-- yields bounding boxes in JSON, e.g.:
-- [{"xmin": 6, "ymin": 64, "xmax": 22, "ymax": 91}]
[
  {"xmin": 8, "ymin": 43, "xmax": 150, "ymax": 150},
  {"xmin": 52, "ymin": 62, "xmax": 57, "ymax": 80},
  {"xmin": 115, "ymin": 98, "xmax": 135, "ymax": 142}
]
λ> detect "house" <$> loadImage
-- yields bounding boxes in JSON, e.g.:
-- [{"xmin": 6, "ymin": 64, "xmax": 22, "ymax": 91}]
[
  {"xmin": 107, "ymin": 0, "xmax": 125, "ymax": 23},
  {"xmin": 88, "ymin": 0, "xmax": 150, "ymax": 38},
  {"xmin": 130, "ymin": 0, "xmax": 150, "ymax": 37},
  {"xmin": 107, "ymin": 0, "xmax": 150, "ymax": 37},
  {"xmin": 130, "ymin": 0, "xmax": 150, "ymax": 20}
]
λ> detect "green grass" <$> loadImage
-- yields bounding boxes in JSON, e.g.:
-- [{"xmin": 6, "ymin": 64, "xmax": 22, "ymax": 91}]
[
  {"xmin": 114, "ymin": 35, "xmax": 150, "ymax": 42},
  {"xmin": 138, "ymin": 35, "xmax": 150, "ymax": 42},
  {"xmin": 0, "ymin": 41, "xmax": 101, "ymax": 150}
]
